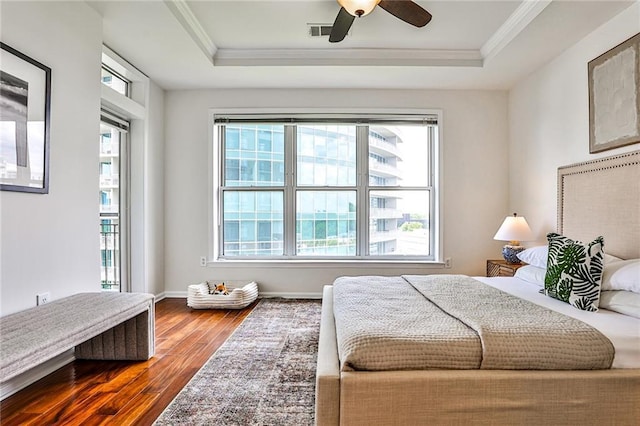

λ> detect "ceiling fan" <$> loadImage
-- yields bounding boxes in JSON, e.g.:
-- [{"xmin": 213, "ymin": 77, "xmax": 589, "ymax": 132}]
[{"xmin": 329, "ymin": 0, "xmax": 432, "ymax": 43}]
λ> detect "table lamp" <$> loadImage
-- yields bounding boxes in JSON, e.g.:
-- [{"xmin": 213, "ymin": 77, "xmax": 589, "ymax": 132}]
[{"xmin": 493, "ymin": 213, "xmax": 534, "ymax": 264}]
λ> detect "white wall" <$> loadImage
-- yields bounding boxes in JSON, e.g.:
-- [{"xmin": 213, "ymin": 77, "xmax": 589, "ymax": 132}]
[
  {"xmin": 0, "ymin": 2, "xmax": 103, "ymax": 315},
  {"xmin": 145, "ymin": 81, "xmax": 166, "ymax": 296},
  {"xmin": 508, "ymin": 2, "xmax": 640, "ymax": 245},
  {"xmin": 164, "ymin": 89, "xmax": 509, "ymax": 296},
  {"xmin": 0, "ymin": 2, "xmax": 167, "ymax": 315}
]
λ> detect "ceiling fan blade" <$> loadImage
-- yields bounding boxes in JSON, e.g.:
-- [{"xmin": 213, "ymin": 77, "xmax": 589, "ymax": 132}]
[
  {"xmin": 329, "ymin": 7, "xmax": 355, "ymax": 43},
  {"xmin": 378, "ymin": 0, "xmax": 432, "ymax": 27}
]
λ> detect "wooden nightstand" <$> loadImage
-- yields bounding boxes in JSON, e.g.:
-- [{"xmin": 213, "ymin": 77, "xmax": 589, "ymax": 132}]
[{"xmin": 486, "ymin": 259, "xmax": 526, "ymax": 277}]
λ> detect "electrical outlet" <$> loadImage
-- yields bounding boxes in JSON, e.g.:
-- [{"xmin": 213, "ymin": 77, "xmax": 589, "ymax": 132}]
[
  {"xmin": 36, "ymin": 292, "xmax": 50, "ymax": 305},
  {"xmin": 200, "ymin": 256, "xmax": 207, "ymax": 267},
  {"xmin": 444, "ymin": 257, "xmax": 452, "ymax": 268}
]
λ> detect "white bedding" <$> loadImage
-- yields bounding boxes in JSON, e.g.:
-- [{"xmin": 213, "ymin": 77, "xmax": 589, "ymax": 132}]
[{"xmin": 475, "ymin": 276, "xmax": 640, "ymax": 369}]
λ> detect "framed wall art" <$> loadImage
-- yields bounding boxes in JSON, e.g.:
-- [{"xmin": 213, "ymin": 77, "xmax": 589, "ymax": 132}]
[
  {"xmin": 588, "ymin": 33, "xmax": 640, "ymax": 154},
  {"xmin": 0, "ymin": 43, "xmax": 51, "ymax": 193}
]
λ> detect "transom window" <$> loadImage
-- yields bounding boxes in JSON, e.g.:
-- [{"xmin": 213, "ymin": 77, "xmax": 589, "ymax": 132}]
[
  {"xmin": 214, "ymin": 114, "xmax": 439, "ymax": 261},
  {"xmin": 101, "ymin": 66, "xmax": 129, "ymax": 96}
]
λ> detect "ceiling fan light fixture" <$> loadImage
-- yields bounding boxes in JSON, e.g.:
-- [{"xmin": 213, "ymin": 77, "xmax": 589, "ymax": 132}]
[{"xmin": 337, "ymin": 0, "xmax": 381, "ymax": 17}]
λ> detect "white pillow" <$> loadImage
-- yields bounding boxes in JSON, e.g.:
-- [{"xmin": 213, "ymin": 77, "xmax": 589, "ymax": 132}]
[
  {"xmin": 599, "ymin": 290, "xmax": 640, "ymax": 319},
  {"xmin": 516, "ymin": 246, "xmax": 548, "ymax": 268},
  {"xmin": 601, "ymin": 259, "xmax": 640, "ymax": 293},
  {"xmin": 514, "ymin": 265, "xmax": 545, "ymax": 287},
  {"xmin": 516, "ymin": 245, "xmax": 623, "ymax": 269}
]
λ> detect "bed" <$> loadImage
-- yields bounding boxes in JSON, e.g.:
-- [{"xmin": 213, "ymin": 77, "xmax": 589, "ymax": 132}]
[{"xmin": 315, "ymin": 150, "xmax": 640, "ymax": 425}]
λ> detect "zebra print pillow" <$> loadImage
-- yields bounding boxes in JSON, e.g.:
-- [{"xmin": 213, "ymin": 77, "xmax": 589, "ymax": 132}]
[{"xmin": 542, "ymin": 233, "xmax": 605, "ymax": 312}]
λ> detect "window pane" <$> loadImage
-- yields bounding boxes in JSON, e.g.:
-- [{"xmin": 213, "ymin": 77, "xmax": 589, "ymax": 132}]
[
  {"xmin": 101, "ymin": 67, "xmax": 128, "ymax": 96},
  {"xmin": 225, "ymin": 159, "xmax": 239, "ymax": 182},
  {"xmin": 369, "ymin": 190, "xmax": 430, "ymax": 256},
  {"xmin": 240, "ymin": 127, "xmax": 256, "ymax": 150},
  {"xmin": 258, "ymin": 160, "xmax": 271, "ymax": 181},
  {"xmin": 224, "ymin": 125, "xmax": 284, "ymax": 186},
  {"xmin": 240, "ymin": 159, "xmax": 256, "ymax": 182},
  {"xmin": 296, "ymin": 125, "xmax": 356, "ymax": 186},
  {"xmin": 223, "ymin": 191, "xmax": 283, "ymax": 256},
  {"xmin": 273, "ymin": 130, "xmax": 284, "ymax": 156},
  {"xmin": 241, "ymin": 221, "xmax": 255, "ymax": 241},
  {"xmin": 257, "ymin": 221, "xmax": 271, "ymax": 241},
  {"xmin": 273, "ymin": 161, "xmax": 284, "ymax": 183},
  {"xmin": 224, "ymin": 221, "xmax": 239, "ymax": 242},
  {"xmin": 296, "ymin": 191, "xmax": 356, "ymax": 256},
  {"xmin": 368, "ymin": 125, "xmax": 430, "ymax": 187},
  {"xmin": 257, "ymin": 129, "xmax": 272, "ymax": 152},
  {"xmin": 240, "ymin": 191, "xmax": 255, "ymax": 212},
  {"xmin": 100, "ymin": 162, "xmax": 111, "ymax": 175},
  {"xmin": 226, "ymin": 127, "xmax": 240, "ymax": 149}
]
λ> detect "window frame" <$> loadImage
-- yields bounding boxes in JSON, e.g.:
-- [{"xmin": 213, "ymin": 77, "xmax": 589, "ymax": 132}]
[{"xmin": 210, "ymin": 110, "xmax": 443, "ymax": 264}]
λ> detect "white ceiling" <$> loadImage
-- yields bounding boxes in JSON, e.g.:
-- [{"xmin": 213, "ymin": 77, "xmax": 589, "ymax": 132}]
[{"xmin": 88, "ymin": 0, "xmax": 634, "ymax": 91}]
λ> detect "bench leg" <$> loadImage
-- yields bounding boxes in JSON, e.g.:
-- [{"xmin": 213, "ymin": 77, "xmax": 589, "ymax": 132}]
[{"xmin": 75, "ymin": 306, "xmax": 155, "ymax": 361}]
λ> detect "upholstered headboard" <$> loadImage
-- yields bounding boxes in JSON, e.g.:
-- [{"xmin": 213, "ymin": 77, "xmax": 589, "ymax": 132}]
[{"xmin": 558, "ymin": 150, "xmax": 640, "ymax": 260}]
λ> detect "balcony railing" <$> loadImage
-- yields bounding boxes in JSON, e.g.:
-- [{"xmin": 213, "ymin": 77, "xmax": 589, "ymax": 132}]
[
  {"xmin": 370, "ymin": 207, "xmax": 403, "ymax": 219},
  {"xmin": 369, "ymin": 229, "xmax": 400, "ymax": 243},
  {"xmin": 100, "ymin": 204, "xmax": 120, "ymax": 214},
  {"xmin": 100, "ymin": 175, "xmax": 120, "ymax": 187},
  {"xmin": 100, "ymin": 143, "xmax": 119, "ymax": 156},
  {"xmin": 100, "ymin": 221, "xmax": 120, "ymax": 291},
  {"xmin": 369, "ymin": 137, "xmax": 401, "ymax": 158},
  {"xmin": 369, "ymin": 161, "xmax": 403, "ymax": 178}
]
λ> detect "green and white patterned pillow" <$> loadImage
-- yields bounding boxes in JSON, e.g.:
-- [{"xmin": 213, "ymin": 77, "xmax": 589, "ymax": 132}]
[{"xmin": 542, "ymin": 233, "xmax": 605, "ymax": 312}]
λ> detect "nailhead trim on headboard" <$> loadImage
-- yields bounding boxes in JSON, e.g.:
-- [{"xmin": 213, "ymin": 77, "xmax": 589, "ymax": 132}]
[{"xmin": 557, "ymin": 150, "xmax": 640, "ymax": 259}]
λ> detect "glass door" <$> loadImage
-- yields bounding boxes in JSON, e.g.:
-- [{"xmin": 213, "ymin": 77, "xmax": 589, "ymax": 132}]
[{"xmin": 99, "ymin": 112, "xmax": 129, "ymax": 291}]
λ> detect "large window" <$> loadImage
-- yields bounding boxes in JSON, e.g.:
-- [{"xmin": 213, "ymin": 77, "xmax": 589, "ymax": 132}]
[{"xmin": 215, "ymin": 115, "xmax": 439, "ymax": 260}]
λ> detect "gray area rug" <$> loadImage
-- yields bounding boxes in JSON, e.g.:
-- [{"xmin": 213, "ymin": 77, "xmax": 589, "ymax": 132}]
[{"xmin": 154, "ymin": 299, "xmax": 321, "ymax": 425}]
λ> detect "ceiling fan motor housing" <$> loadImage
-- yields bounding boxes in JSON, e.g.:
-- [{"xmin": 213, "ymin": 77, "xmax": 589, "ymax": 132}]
[{"xmin": 338, "ymin": 0, "xmax": 381, "ymax": 17}]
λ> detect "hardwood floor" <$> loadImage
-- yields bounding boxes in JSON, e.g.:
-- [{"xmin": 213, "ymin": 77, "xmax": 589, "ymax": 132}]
[{"xmin": 0, "ymin": 298, "xmax": 256, "ymax": 425}]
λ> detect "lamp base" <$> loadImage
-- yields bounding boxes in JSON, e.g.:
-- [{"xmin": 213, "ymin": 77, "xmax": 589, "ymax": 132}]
[{"xmin": 502, "ymin": 245, "xmax": 525, "ymax": 264}]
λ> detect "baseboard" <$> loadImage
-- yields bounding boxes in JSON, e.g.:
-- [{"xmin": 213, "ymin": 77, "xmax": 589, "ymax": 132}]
[
  {"xmin": 260, "ymin": 292, "xmax": 323, "ymax": 299},
  {"xmin": 154, "ymin": 292, "xmax": 166, "ymax": 302},
  {"xmin": 164, "ymin": 291, "xmax": 188, "ymax": 298},
  {"xmin": 1, "ymin": 350, "xmax": 75, "ymax": 401},
  {"xmin": 163, "ymin": 291, "xmax": 323, "ymax": 299}
]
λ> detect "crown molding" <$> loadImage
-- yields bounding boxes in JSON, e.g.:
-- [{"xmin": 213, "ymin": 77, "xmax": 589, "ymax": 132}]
[
  {"xmin": 213, "ymin": 48, "xmax": 483, "ymax": 67},
  {"xmin": 481, "ymin": 0, "xmax": 553, "ymax": 63},
  {"xmin": 163, "ymin": 0, "xmax": 217, "ymax": 63},
  {"xmin": 163, "ymin": 0, "xmax": 550, "ymax": 69}
]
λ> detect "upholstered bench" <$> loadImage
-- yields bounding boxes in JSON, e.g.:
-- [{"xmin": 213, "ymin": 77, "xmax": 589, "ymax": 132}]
[{"xmin": 0, "ymin": 292, "xmax": 155, "ymax": 383}]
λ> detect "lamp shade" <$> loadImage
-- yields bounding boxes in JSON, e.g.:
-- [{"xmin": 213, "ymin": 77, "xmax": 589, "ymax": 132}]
[
  {"xmin": 493, "ymin": 213, "xmax": 534, "ymax": 243},
  {"xmin": 337, "ymin": 0, "xmax": 381, "ymax": 17}
]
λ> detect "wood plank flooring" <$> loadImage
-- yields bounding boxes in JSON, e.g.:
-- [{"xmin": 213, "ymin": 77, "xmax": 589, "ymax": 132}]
[{"xmin": 0, "ymin": 298, "xmax": 256, "ymax": 425}]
